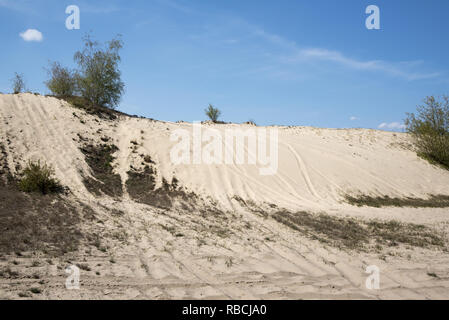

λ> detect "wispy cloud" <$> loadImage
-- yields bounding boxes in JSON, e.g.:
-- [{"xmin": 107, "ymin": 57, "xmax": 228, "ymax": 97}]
[
  {"xmin": 223, "ymin": 39, "xmax": 239, "ymax": 45},
  {"xmin": 0, "ymin": 0, "xmax": 36, "ymax": 14},
  {"xmin": 180, "ymin": 14, "xmax": 442, "ymax": 82},
  {"xmin": 286, "ymin": 48, "xmax": 440, "ymax": 81},
  {"xmin": 156, "ymin": 0, "xmax": 193, "ymax": 14},
  {"xmin": 78, "ymin": 2, "xmax": 120, "ymax": 14},
  {"xmin": 19, "ymin": 29, "xmax": 43, "ymax": 42},
  {"xmin": 350, "ymin": 116, "xmax": 358, "ymax": 121},
  {"xmin": 0, "ymin": 0, "xmax": 15, "ymax": 9},
  {"xmin": 247, "ymin": 25, "xmax": 441, "ymax": 81},
  {"xmin": 251, "ymin": 27, "xmax": 297, "ymax": 49},
  {"xmin": 378, "ymin": 122, "xmax": 406, "ymax": 130}
]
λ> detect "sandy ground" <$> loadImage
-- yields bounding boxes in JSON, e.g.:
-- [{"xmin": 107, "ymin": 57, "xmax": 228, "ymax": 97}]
[{"xmin": 1, "ymin": 93, "xmax": 449, "ymax": 299}]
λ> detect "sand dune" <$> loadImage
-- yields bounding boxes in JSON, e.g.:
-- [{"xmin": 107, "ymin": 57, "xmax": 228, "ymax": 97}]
[{"xmin": 1, "ymin": 93, "xmax": 449, "ymax": 299}]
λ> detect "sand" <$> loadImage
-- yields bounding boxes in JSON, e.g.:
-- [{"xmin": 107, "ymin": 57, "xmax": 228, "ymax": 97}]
[{"xmin": 1, "ymin": 93, "xmax": 449, "ymax": 300}]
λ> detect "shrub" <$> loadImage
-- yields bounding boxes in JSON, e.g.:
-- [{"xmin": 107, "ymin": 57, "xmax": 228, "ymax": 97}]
[
  {"xmin": 405, "ymin": 96, "xmax": 449, "ymax": 169},
  {"xmin": 11, "ymin": 73, "xmax": 26, "ymax": 94},
  {"xmin": 30, "ymin": 287, "xmax": 42, "ymax": 294},
  {"xmin": 44, "ymin": 62, "xmax": 76, "ymax": 97},
  {"xmin": 205, "ymin": 104, "xmax": 221, "ymax": 122},
  {"xmin": 74, "ymin": 34, "xmax": 124, "ymax": 109},
  {"xmin": 18, "ymin": 160, "xmax": 63, "ymax": 194}
]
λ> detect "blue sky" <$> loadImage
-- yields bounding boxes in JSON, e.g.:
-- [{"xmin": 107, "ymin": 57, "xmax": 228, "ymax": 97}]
[{"xmin": 1, "ymin": 0, "xmax": 448, "ymax": 130}]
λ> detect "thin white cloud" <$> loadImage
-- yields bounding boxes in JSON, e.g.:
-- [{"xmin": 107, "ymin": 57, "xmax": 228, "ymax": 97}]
[
  {"xmin": 157, "ymin": 0, "xmax": 193, "ymax": 13},
  {"xmin": 81, "ymin": 4, "xmax": 119, "ymax": 14},
  {"xmin": 252, "ymin": 27, "xmax": 297, "ymax": 49},
  {"xmin": 19, "ymin": 29, "xmax": 43, "ymax": 42},
  {"xmin": 223, "ymin": 39, "xmax": 239, "ymax": 44},
  {"xmin": 0, "ymin": 0, "xmax": 32, "ymax": 13},
  {"xmin": 297, "ymin": 48, "xmax": 380, "ymax": 69},
  {"xmin": 248, "ymin": 25, "xmax": 441, "ymax": 81},
  {"xmin": 286, "ymin": 48, "xmax": 440, "ymax": 81},
  {"xmin": 0, "ymin": 0, "xmax": 13, "ymax": 8},
  {"xmin": 350, "ymin": 116, "xmax": 358, "ymax": 121},
  {"xmin": 187, "ymin": 17, "xmax": 441, "ymax": 82},
  {"xmin": 378, "ymin": 122, "xmax": 406, "ymax": 130}
]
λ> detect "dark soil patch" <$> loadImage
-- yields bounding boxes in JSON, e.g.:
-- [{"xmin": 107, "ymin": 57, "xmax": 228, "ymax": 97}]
[
  {"xmin": 0, "ymin": 142, "xmax": 98, "ymax": 255},
  {"xmin": 0, "ymin": 179, "xmax": 84, "ymax": 255},
  {"xmin": 80, "ymin": 144, "xmax": 122, "ymax": 198},
  {"xmin": 51, "ymin": 95, "xmax": 119, "ymax": 120},
  {"xmin": 345, "ymin": 194, "xmax": 449, "ymax": 208},
  {"xmin": 0, "ymin": 142, "xmax": 14, "ymax": 184},
  {"xmin": 50, "ymin": 95, "xmax": 155, "ymax": 121},
  {"xmin": 126, "ymin": 164, "xmax": 197, "ymax": 209}
]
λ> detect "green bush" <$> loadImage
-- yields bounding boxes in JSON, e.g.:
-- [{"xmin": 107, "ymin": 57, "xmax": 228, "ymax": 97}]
[
  {"xmin": 19, "ymin": 160, "xmax": 63, "ymax": 194},
  {"xmin": 74, "ymin": 34, "xmax": 124, "ymax": 109},
  {"xmin": 205, "ymin": 104, "xmax": 221, "ymax": 122},
  {"xmin": 405, "ymin": 96, "xmax": 449, "ymax": 169},
  {"xmin": 11, "ymin": 73, "xmax": 26, "ymax": 94},
  {"xmin": 44, "ymin": 62, "xmax": 76, "ymax": 97}
]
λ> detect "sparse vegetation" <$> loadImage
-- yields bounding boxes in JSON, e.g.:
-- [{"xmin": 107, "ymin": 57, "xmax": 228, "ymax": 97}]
[
  {"xmin": 367, "ymin": 220, "xmax": 444, "ymax": 247},
  {"xmin": 30, "ymin": 287, "xmax": 42, "ymax": 294},
  {"xmin": 405, "ymin": 96, "xmax": 449, "ymax": 169},
  {"xmin": 345, "ymin": 194, "xmax": 449, "ymax": 208},
  {"xmin": 18, "ymin": 292, "xmax": 32, "ymax": 298},
  {"xmin": 0, "ymin": 184, "xmax": 83, "ymax": 254},
  {"xmin": 0, "ymin": 267, "xmax": 19, "ymax": 278},
  {"xmin": 143, "ymin": 155, "xmax": 154, "ymax": 164},
  {"xmin": 18, "ymin": 160, "xmax": 63, "ymax": 194},
  {"xmin": 272, "ymin": 210, "xmax": 445, "ymax": 250},
  {"xmin": 44, "ymin": 61, "xmax": 77, "ymax": 97},
  {"xmin": 60, "ymin": 95, "xmax": 119, "ymax": 120},
  {"xmin": 205, "ymin": 104, "xmax": 221, "ymax": 122},
  {"xmin": 77, "ymin": 263, "xmax": 91, "ymax": 271},
  {"xmin": 11, "ymin": 72, "xmax": 26, "ymax": 94},
  {"xmin": 1, "ymin": 152, "xmax": 83, "ymax": 256}
]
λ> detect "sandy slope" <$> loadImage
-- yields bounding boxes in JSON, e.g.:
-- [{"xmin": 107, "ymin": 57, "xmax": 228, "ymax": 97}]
[{"xmin": 1, "ymin": 93, "xmax": 449, "ymax": 300}]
